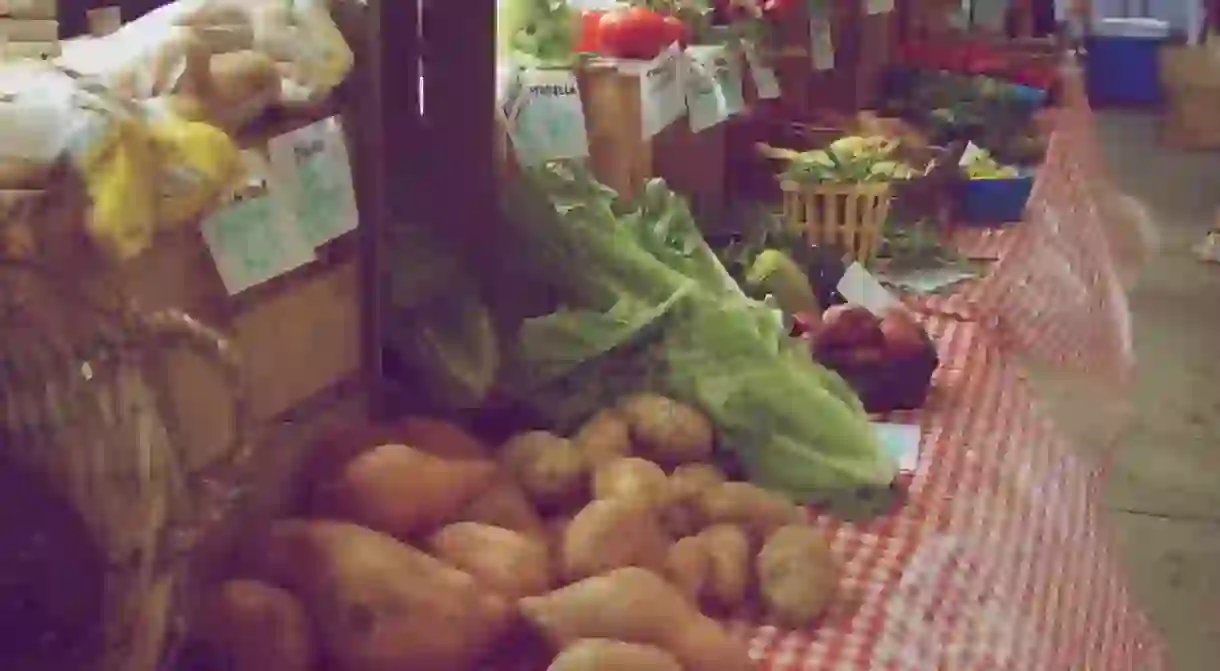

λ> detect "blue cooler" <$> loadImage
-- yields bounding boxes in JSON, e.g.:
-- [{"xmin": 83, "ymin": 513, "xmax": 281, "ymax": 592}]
[{"xmin": 1085, "ymin": 18, "xmax": 1171, "ymax": 106}]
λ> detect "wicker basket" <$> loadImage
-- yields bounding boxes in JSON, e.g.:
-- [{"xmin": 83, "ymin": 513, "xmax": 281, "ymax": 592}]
[
  {"xmin": 780, "ymin": 181, "xmax": 894, "ymax": 263},
  {"xmin": 0, "ymin": 255, "xmax": 252, "ymax": 671}
]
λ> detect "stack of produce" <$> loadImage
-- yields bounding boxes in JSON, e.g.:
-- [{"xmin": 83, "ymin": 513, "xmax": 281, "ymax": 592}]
[{"xmin": 191, "ymin": 413, "xmax": 839, "ymax": 670}]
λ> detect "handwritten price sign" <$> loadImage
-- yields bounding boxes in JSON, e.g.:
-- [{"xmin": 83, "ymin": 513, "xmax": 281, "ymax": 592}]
[
  {"xmin": 686, "ymin": 45, "xmax": 745, "ymax": 133},
  {"xmin": 509, "ymin": 68, "xmax": 590, "ymax": 167}
]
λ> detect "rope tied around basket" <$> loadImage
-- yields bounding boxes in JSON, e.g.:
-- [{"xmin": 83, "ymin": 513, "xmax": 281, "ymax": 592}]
[{"xmin": 0, "ymin": 253, "xmax": 253, "ymax": 671}]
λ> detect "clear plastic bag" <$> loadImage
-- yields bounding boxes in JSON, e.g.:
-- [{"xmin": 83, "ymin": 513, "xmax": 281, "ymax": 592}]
[{"xmin": 58, "ymin": 0, "xmax": 353, "ymax": 107}]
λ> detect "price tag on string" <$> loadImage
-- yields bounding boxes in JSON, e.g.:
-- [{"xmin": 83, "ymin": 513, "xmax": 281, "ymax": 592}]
[
  {"xmin": 508, "ymin": 68, "xmax": 589, "ymax": 166},
  {"xmin": 809, "ymin": 17, "xmax": 835, "ymax": 71},
  {"xmin": 743, "ymin": 41, "xmax": 781, "ymax": 100},
  {"xmin": 627, "ymin": 44, "xmax": 686, "ymax": 138},
  {"xmin": 686, "ymin": 45, "xmax": 743, "ymax": 133},
  {"xmin": 864, "ymin": 0, "xmax": 894, "ymax": 15},
  {"xmin": 872, "ymin": 422, "xmax": 922, "ymax": 473},
  {"xmin": 268, "ymin": 116, "xmax": 360, "ymax": 248}
]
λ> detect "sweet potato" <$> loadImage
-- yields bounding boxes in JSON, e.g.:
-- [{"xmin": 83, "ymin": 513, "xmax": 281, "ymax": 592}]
[
  {"xmin": 426, "ymin": 522, "xmax": 552, "ymax": 599},
  {"xmin": 548, "ymin": 639, "xmax": 684, "ymax": 671},
  {"xmin": 250, "ymin": 519, "xmax": 512, "ymax": 671},
  {"xmin": 194, "ymin": 579, "xmax": 316, "ymax": 671},
  {"xmin": 561, "ymin": 498, "xmax": 670, "ymax": 582},
  {"xmin": 663, "ymin": 536, "xmax": 712, "ymax": 604},
  {"xmin": 698, "ymin": 482, "xmax": 806, "ymax": 541},
  {"xmin": 520, "ymin": 567, "xmax": 755, "ymax": 671},
  {"xmin": 573, "ymin": 409, "xmax": 634, "ymax": 467},
  {"xmin": 500, "ymin": 431, "xmax": 589, "ymax": 511},
  {"xmin": 757, "ymin": 525, "xmax": 838, "ymax": 629},
  {"xmin": 311, "ymin": 443, "xmax": 496, "ymax": 538},
  {"xmin": 592, "ymin": 457, "xmax": 671, "ymax": 509},
  {"xmin": 460, "ymin": 475, "xmax": 548, "ymax": 539},
  {"xmin": 617, "ymin": 394, "xmax": 715, "ymax": 465},
  {"xmin": 696, "ymin": 525, "xmax": 752, "ymax": 612}
]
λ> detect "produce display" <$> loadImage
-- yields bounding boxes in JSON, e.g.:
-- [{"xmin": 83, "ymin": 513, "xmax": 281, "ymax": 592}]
[
  {"xmin": 760, "ymin": 135, "xmax": 923, "ymax": 184},
  {"xmin": 961, "ymin": 147, "xmax": 1021, "ymax": 179},
  {"xmin": 193, "ymin": 415, "xmax": 841, "ymax": 671}
]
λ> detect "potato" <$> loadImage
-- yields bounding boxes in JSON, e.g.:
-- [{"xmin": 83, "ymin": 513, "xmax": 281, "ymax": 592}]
[
  {"xmin": 520, "ymin": 568, "xmax": 754, "ymax": 671},
  {"xmin": 427, "ymin": 522, "xmax": 553, "ymax": 599},
  {"xmin": 195, "ymin": 579, "xmax": 316, "ymax": 671},
  {"xmin": 500, "ymin": 431, "xmax": 589, "ymax": 511},
  {"xmin": 548, "ymin": 639, "xmax": 684, "ymax": 671},
  {"xmin": 311, "ymin": 443, "xmax": 496, "ymax": 538},
  {"xmin": 561, "ymin": 498, "xmax": 670, "ymax": 582},
  {"xmin": 573, "ymin": 409, "xmax": 633, "ymax": 467},
  {"xmin": 663, "ymin": 536, "xmax": 711, "ymax": 604},
  {"xmin": 659, "ymin": 463, "xmax": 728, "ymax": 537},
  {"xmin": 757, "ymin": 525, "xmax": 838, "ymax": 629},
  {"xmin": 617, "ymin": 394, "xmax": 714, "ymax": 465},
  {"xmin": 250, "ymin": 519, "xmax": 512, "ymax": 671},
  {"xmin": 699, "ymin": 482, "xmax": 806, "ymax": 541},
  {"xmin": 592, "ymin": 457, "xmax": 670, "ymax": 508},
  {"xmin": 697, "ymin": 524, "xmax": 752, "ymax": 612}
]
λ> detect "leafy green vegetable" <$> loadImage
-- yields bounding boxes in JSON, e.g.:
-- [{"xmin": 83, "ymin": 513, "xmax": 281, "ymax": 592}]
[{"xmin": 495, "ymin": 163, "xmax": 895, "ymax": 499}]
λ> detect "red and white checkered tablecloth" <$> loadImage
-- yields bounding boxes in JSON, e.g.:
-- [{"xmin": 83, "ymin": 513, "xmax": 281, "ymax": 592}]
[
  {"xmin": 931, "ymin": 66, "xmax": 1135, "ymax": 387},
  {"xmin": 734, "ymin": 315, "xmax": 1166, "ymax": 670}
]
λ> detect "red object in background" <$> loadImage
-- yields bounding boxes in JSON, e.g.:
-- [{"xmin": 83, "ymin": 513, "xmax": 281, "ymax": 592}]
[
  {"xmin": 661, "ymin": 15, "xmax": 689, "ymax": 48},
  {"xmin": 578, "ymin": 10, "xmax": 605, "ymax": 53},
  {"xmin": 598, "ymin": 7, "xmax": 671, "ymax": 60}
]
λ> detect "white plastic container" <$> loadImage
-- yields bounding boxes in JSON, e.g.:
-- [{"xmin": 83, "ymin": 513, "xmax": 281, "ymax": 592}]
[{"xmin": 1094, "ymin": 17, "xmax": 1172, "ymax": 39}]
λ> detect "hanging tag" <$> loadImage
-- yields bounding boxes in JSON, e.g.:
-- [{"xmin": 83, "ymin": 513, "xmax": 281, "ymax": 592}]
[
  {"xmin": 871, "ymin": 422, "xmax": 921, "ymax": 473},
  {"xmin": 865, "ymin": 0, "xmax": 894, "ymax": 15},
  {"xmin": 267, "ymin": 116, "xmax": 360, "ymax": 248},
  {"xmin": 810, "ymin": 18, "xmax": 835, "ymax": 71},
  {"xmin": 971, "ymin": 0, "xmax": 1008, "ymax": 31},
  {"xmin": 743, "ymin": 41, "xmax": 781, "ymax": 100},
  {"xmin": 509, "ymin": 68, "xmax": 590, "ymax": 166},
  {"xmin": 627, "ymin": 43, "xmax": 686, "ymax": 139},
  {"xmin": 686, "ymin": 45, "xmax": 736, "ymax": 133}
]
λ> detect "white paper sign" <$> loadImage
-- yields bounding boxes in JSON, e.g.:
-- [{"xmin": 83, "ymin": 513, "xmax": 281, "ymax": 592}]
[
  {"xmin": 810, "ymin": 18, "xmax": 835, "ymax": 71},
  {"xmin": 872, "ymin": 422, "xmax": 921, "ymax": 473},
  {"xmin": 201, "ymin": 164, "xmax": 316, "ymax": 296},
  {"xmin": 509, "ymin": 68, "xmax": 589, "ymax": 166},
  {"xmin": 267, "ymin": 116, "xmax": 360, "ymax": 248},
  {"xmin": 865, "ymin": 0, "xmax": 894, "ymax": 14},
  {"xmin": 837, "ymin": 262, "xmax": 901, "ymax": 314},
  {"xmin": 743, "ymin": 41, "xmax": 781, "ymax": 100},
  {"xmin": 635, "ymin": 44, "xmax": 686, "ymax": 138},
  {"xmin": 685, "ymin": 45, "xmax": 744, "ymax": 133},
  {"xmin": 959, "ymin": 141, "xmax": 986, "ymax": 167}
]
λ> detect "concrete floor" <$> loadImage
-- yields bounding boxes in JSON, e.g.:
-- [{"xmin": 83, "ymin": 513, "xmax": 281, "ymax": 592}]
[{"xmin": 1086, "ymin": 113, "xmax": 1220, "ymax": 670}]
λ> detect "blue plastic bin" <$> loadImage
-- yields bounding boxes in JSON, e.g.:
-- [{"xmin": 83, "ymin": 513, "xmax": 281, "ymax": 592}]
[
  {"xmin": 958, "ymin": 175, "xmax": 1035, "ymax": 226},
  {"xmin": 1085, "ymin": 35, "xmax": 1165, "ymax": 106}
]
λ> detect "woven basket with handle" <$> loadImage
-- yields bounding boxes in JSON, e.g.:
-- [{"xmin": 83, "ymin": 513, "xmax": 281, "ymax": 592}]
[{"xmin": 0, "ymin": 254, "xmax": 252, "ymax": 671}]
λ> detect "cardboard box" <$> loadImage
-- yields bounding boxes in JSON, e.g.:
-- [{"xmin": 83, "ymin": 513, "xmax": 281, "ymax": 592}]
[
  {"xmin": 4, "ymin": 0, "xmax": 57, "ymax": 20},
  {"xmin": 0, "ymin": 18, "xmax": 58, "ymax": 41},
  {"xmin": 4, "ymin": 39, "xmax": 59, "ymax": 61}
]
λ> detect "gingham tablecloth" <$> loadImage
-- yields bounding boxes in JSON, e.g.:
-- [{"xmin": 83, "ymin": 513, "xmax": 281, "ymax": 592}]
[
  {"xmin": 936, "ymin": 64, "xmax": 1135, "ymax": 386},
  {"xmin": 734, "ymin": 315, "xmax": 1166, "ymax": 670}
]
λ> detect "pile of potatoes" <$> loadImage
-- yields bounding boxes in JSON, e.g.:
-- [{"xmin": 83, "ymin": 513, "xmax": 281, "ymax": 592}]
[{"xmin": 193, "ymin": 393, "xmax": 839, "ymax": 671}]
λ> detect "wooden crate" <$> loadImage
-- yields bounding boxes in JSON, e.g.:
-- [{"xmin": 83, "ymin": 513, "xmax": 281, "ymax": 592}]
[{"xmin": 578, "ymin": 59, "xmax": 727, "ymax": 219}]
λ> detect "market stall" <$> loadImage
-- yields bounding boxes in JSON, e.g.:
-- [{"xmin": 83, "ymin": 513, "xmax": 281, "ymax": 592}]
[{"xmin": 0, "ymin": 0, "xmax": 1166, "ymax": 670}]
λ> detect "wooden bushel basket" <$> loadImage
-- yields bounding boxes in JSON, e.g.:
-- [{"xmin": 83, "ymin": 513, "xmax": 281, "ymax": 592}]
[
  {"xmin": 780, "ymin": 181, "xmax": 893, "ymax": 263},
  {"xmin": 0, "ymin": 255, "xmax": 252, "ymax": 671}
]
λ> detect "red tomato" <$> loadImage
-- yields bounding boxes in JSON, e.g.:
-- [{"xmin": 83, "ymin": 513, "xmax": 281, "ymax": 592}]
[
  {"xmin": 661, "ymin": 15, "xmax": 689, "ymax": 48},
  {"xmin": 598, "ymin": 7, "xmax": 670, "ymax": 60},
  {"xmin": 578, "ymin": 10, "xmax": 605, "ymax": 53}
]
